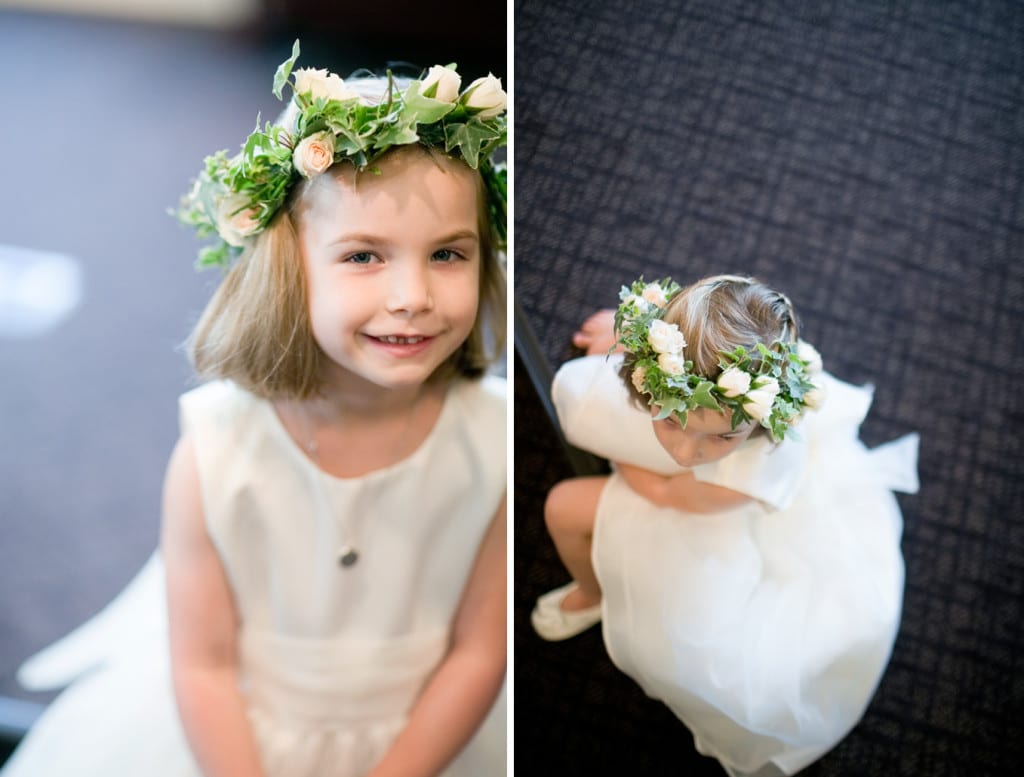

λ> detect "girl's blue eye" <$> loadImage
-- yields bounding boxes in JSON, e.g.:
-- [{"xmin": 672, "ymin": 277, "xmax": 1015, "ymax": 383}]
[
  {"xmin": 347, "ymin": 252, "xmax": 374, "ymax": 265},
  {"xmin": 432, "ymin": 249, "xmax": 459, "ymax": 262}
]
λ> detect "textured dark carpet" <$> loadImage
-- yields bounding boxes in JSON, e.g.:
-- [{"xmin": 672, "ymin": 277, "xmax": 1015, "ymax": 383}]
[{"xmin": 513, "ymin": 1, "xmax": 1023, "ymax": 775}]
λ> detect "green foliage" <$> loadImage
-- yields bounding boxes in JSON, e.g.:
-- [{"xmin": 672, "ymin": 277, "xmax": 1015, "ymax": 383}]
[
  {"xmin": 272, "ymin": 39, "xmax": 301, "ymax": 100},
  {"xmin": 175, "ymin": 39, "xmax": 507, "ymax": 270},
  {"xmin": 613, "ymin": 278, "xmax": 824, "ymax": 442}
]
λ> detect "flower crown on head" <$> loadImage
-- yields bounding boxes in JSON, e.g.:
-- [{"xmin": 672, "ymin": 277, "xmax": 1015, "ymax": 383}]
[
  {"xmin": 175, "ymin": 40, "xmax": 507, "ymax": 270},
  {"xmin": 614, "ymin": 277, "xmax": 827, "ymax": 442}
]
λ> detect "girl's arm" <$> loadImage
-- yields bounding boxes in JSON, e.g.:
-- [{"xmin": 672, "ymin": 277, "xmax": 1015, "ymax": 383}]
[
  {"xmin": 161, "ymin": 435, "xmax": 267, "ymax": 777},
  {"xmin": 367, "ymin": 496, "xmax": 507, "ymax": 777},
  {"xmin": 615, "ymin": 462, "xmax": 753, "ymax": 513}
]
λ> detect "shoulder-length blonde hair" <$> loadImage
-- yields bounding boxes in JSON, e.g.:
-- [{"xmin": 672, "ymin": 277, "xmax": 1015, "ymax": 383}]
[
  {"xmin": 187, "ymin": 148, "xmax": 505, "ymax": 400},
  {"xmin": 620, "ymin": 274, "xmax": 799, "ymax": 406}
]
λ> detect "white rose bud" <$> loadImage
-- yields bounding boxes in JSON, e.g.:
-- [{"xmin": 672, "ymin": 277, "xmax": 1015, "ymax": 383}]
[
  {"xmin": 717, "ymin": 366, "xmax": 751, "ymax": 398},
  {"xmin": 753, "ymin": 376, "xmax": 780, "ymax": 399},
  {"xmin": 642, "ymin": 283, "xmax": 668, "ymax": 308},
  {"xmin": 648, "ymin": 319, "xmax": 686, "ymax": 355},
  {"xmin": 631, "ymin": 365, "xmax": 648, "ymax": 393},
  {"xmin": 657, "ymin": 352, "xmax": 687, "ymax": 376},
  {"xmin": 804, "ymin": 382, "xmax": 827, "ymax": 410},
  {"xmin": 293, "ymin": 131, "xmax": 336, "ymax": 179},
  {"xmin": 624, "ymin": 294, "xmax": 649, "ymax": 315},
  {"xmin": 293, "ymin": 67, "xmax": 358, "ymax": 102},
  {"xmin": 744, "ymin": 387, "xmax": 777, "ymax": 421},
  {"xmin": 215, "ymin": 193, "xmax": 261, "ymax": 247},
  {"xmin": 463, "ymin": 74, "xmax": 507, "ymax": 119},
  {"xmin": 797, "ymin": 341, "xmax": 823, "ymax": 374},
  {"xmin": 421, "ymin": 65, "xmax": 461, "ymax": 103}
]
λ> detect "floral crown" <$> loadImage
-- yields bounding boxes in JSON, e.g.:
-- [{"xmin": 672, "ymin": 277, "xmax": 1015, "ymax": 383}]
[
  {"xmin": 614, "ymin": 277, "xmax": 826, "ymax": 442},
  {"xmin": 176, "ymin": 40, "xmax": 507, "ymax": 270}
]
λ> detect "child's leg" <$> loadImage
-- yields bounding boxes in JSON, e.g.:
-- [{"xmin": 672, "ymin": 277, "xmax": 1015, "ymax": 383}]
[{"xmin": 544, "ymin": 476, "xmax": 608, "ymax": 610}]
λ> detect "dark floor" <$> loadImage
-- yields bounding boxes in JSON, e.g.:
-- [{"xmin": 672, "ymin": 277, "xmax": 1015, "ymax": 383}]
[
  {"xmin": 513, "ymin": 1, "xmax": 1023, "ymax": 775},
  {"xmin": 0, "ymin": 1, "xmax": 504, "ymax": 737}
]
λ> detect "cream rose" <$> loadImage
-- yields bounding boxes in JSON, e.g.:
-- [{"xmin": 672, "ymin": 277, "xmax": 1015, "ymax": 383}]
[
  {"xmin": 463, "ymin": 74, "xmax": 507, "ymax": 119},
  {"xmin": 717, "ymin": 366, "xmax": 751, "ymax": 398},
  {"xmin": 804, "ymin": 382, "xmax": 827, "ymax": 410},
  {"xmin": 744, "ymin": 377, "xmax": 780, "ymax": 421},
  {"xmin": 215, "ymin": 193, "xmax": 261, "ymax": 247},
  {"xmin": 797, "ymin": 341, "xmax": 823, "ymax": 374},
  {"xmin": 648, "ymin": 319, "xmax": 686, "ymax": 355},
  {"xmin": 657, "ymin": 352, "xmax": 687, "ymax": 377},
  {"xmin": 642, "ymin": 283, "xmax": 668, "ymax": 308},
  {"xmin": 631, "ymin": 365, "xmax": 648, "ymax": 393},
  {"xmin": 422, "ymin": 65, "xmax": 461, "ymax": 103},
  {"xmin": 293, "ymin": 67, "xmax": 358, "ymax": 102},
  {"xmin": 293, "ymin": 131, "xmax": 336, "ymax": 179},
  {"xmin": 744, "ymin": 387, "xmax": 777, "ymax": 421},
  {"xmin": 753, "ymin": 376, "xmax": 780, "ymax": 398}
]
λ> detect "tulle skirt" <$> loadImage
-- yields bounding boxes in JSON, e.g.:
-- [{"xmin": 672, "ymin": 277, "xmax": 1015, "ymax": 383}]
[{"xmin": 593, "ymin": 379, "xmax": 917, "ymax": 775}]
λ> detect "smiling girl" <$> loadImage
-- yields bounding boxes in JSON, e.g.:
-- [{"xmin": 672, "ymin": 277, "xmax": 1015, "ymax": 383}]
[{"xmin": 3, "ymin": 44, "xmax": 506, "ymax": 777}]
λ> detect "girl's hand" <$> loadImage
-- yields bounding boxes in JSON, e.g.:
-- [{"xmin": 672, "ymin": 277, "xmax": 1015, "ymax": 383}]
[
  {"xmin": 572, "ymin": 309, "xmax": 621, "ymax": 356},
  {"xmin": 615, "ymin": 462, "xmax": 671, "ymax": 503},
  {"xmin": 616, "ymin": 462, "xmax": 753, "ymax": 513}
]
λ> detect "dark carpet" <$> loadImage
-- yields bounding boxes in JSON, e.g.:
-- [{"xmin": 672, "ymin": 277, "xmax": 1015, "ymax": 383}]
[{"xmin": 513, "ymin": 1, "xmax": 1023, "ymax": 775}]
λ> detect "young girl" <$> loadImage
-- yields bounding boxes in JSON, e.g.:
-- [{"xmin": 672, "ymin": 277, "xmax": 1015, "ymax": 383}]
[
  {"xmin": 3, "ymin": 43, "xmax": 507, "ymax": 777},
  {"xmin": 531, "ymin": 275, "xmax": 919, "ymax": 776}
]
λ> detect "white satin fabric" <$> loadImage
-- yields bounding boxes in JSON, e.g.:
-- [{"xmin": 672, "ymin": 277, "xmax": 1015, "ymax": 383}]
[{"xmin": 4, "ymin": 376, "xmax": 507, "ymax": 777}]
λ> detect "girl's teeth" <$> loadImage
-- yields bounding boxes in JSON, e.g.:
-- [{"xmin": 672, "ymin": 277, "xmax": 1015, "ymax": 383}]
[{"xmin": 380, "ymin": 335, "xmax": 424, "ymax": 344}]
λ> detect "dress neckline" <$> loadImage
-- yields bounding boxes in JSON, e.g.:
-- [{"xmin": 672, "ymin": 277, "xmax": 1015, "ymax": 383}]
[{"xmin": 263, "ymin": 380, "xmax": 462, "ymax": 485}]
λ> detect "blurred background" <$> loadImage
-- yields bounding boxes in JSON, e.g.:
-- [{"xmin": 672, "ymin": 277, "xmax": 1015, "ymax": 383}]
[
  {"xmin": 0, "ymin": 0, "xmax": 505, "ymax": 761},
  {"xmin": 514, "ymin": 1, "xmax": 1022, "ymax": 776}
]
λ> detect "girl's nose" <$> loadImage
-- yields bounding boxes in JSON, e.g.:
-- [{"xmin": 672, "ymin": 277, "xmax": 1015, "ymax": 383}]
[
  {"xmin": 386, "ymin": 262, "xmax": 433, "ymax": 315},
  {"xmin": 670, "ymin": 436, "xmax": 701, "ymax": 467}
]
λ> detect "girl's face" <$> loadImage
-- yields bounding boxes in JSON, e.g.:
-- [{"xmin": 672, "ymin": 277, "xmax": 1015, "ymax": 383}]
[
  {"xmin": 651, "ymin": 406, "xmax": 755, "ymax": 467},
  {"xmin": 298, "ymin": 150, "xmax": 482, "ymax": 394}
]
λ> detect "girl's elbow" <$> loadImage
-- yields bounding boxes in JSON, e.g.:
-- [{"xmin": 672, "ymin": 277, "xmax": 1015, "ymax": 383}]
[{"xmin": 450, "ymin": 631, "xmax": 506, "ymax": 679}]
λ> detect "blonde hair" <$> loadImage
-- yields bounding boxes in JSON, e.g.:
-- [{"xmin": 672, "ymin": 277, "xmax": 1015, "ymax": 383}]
[
  {"xmin": 188, "ymin": 146, "xmax": 505, "ymax": 399},
  {"xmin": 621, "ymin": 274, "xmax": 798, "ymax": 404}
]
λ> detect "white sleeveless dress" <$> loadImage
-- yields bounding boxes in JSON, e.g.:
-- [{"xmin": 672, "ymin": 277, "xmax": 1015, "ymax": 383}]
[
  {"xmin": 3, "ymin": 376, "xmax": 507, "ymax": 777},
  {"xmin": 553, "ymin": 354, "xmax": 918, "ymax": 776}
]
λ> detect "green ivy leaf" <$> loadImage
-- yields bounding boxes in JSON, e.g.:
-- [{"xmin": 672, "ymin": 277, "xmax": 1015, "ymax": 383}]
[
  {"xmin": 444, "ymin": 120, "xmax": 503, "ymax": 169},
  {"xmin": 272, "ymin": 40, "xmax": 301, "ymax": 100},
  {"xmin": 401, "ymin": 81, "xmax": 458, "ymax": 125},
  {"xmin": 197, "ymin": 242, "xmax": 234, "ymax": 270},
  {"xmin": 692, "ymin": 380, "xmax": 722, "ymax": 411}
]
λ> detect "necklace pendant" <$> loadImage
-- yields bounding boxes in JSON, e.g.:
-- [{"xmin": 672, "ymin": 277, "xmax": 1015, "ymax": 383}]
[{"xmin": 338, "ymin": 545, "xmax": 359, "ymax": 568}]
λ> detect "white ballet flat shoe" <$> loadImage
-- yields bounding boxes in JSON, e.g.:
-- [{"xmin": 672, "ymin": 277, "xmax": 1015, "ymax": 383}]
[{"xmin": 530, "ymin": 581, "xmax": 602, "ymax": 641}]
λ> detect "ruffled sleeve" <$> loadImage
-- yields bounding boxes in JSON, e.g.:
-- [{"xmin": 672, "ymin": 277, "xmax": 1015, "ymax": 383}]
[{"xmin": 552, "ymin": 354, "xmax": 683, "ymax": 476}]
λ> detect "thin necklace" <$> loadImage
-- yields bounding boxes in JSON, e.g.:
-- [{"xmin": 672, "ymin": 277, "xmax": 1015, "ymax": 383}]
[{"xmin": 300, "ymin": 392, "xmax": 423, "ymax": 569}]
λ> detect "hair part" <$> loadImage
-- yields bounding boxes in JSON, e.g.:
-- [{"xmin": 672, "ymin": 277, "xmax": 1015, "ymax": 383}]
[
  {"xmin": 188, "ymin": 146, "xmax": 505, "ymax": 399},
  {"xmin": 665, "ymin": 275, "xmax": 798, "ymax": 376},
  {"xmin": 620, "ymin": 274, "xmax": 799, "ymax": 411}
]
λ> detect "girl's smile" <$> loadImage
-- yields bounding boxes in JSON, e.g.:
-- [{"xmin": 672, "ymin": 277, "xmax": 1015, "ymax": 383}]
[{"xmin": 364, "ymin": 333, "xmax": 438, "ymax": 357}]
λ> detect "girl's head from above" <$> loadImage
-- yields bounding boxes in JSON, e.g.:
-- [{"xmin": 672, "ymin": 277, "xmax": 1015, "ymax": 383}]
[
  {"xmin": 615, "ymin": 275, "xmax": 826, "ymax": 463},
  {"xmin": 177, "ymin": 42, "xmax": 506, "ymax": 399}
]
